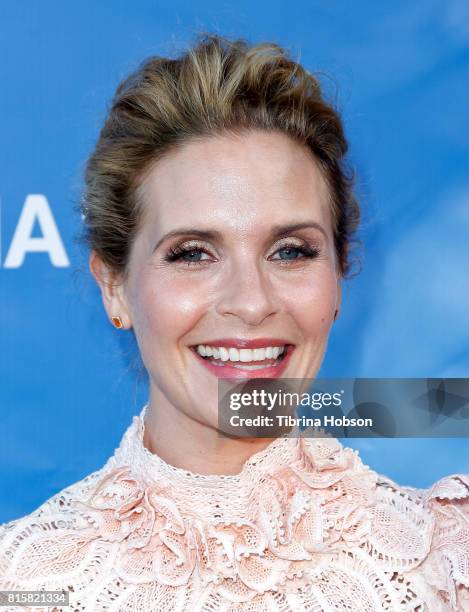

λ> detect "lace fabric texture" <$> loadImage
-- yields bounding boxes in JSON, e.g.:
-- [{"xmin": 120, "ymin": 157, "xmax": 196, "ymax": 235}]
[{"xmin": 0, "ymin": 405, "xmax": 468, "ymax": 611}]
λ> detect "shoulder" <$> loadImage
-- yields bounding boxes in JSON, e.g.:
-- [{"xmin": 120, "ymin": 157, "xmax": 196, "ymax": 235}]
[
  {"xmin": 371, "ymin": 471, "xmax": 469, "ymax": 609},
  {"xmin": 0, "ymin": 463, "xmax": 116, "ymax": 602},
  {"xmin": 417, "ymin": 474, "xmax": 469, "ymax": 597}
]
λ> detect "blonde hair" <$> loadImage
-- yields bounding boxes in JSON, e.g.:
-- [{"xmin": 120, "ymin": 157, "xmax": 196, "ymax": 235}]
[{"xmin": 80, "ymin": 33, "xmax": 360, "ymax": 280}]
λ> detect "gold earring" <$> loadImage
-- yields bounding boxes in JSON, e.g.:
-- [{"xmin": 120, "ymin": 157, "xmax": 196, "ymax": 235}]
[{"xmin": 111, "ymin": 316, "xmax": 124, "ymax": 329}]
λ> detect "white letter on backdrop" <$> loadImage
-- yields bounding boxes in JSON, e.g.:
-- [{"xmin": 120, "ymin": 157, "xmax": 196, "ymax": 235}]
[{"xmin": 3, "ymin": 194, "xmax": 70, "ymax": 268}]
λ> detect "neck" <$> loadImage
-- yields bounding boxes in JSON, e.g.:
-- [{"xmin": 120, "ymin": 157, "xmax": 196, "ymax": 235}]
[{"xmin": 143, "ymin": 386, "xmax": 277, "ymax": 476}]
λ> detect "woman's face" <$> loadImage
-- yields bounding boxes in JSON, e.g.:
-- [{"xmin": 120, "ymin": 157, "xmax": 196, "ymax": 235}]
[{"xmin": 102, "ymin": 130, "xmax": 341, "ymax": 428}]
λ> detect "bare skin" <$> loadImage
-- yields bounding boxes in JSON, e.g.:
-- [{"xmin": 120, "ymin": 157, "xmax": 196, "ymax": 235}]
[{"xmin": 90, "ymin": 129, "xmax": 341, "ymax": 475}]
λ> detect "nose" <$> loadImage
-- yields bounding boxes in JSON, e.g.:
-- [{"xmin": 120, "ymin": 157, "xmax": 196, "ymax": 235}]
[{"xmin": 215, "ymin": 259, "xmax": 280, "ymax": 326}]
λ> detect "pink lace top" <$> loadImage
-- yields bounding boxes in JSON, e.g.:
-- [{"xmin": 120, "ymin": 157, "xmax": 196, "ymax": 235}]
[{"xmin": 1, "ymin": 405, "xmax": 468, "ymax": 611}]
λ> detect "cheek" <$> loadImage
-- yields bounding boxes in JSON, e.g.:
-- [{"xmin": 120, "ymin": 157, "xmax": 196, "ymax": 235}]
[
  {"xmin": 282, "ymin": 270, "xmax": 337, "ymax": 334},
  {"xmin": 131, "ymin": 272, "xmax": 210, "ymax": 346}
]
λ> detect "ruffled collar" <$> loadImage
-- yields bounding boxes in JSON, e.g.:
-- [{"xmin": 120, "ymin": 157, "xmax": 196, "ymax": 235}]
[
  {"xmin": 72, "ymin": 404, "xmax": 379, "ymax": 597},
  {"xmin": 111, "ymin": 404, "xmax": 306, "ymax": 517}
]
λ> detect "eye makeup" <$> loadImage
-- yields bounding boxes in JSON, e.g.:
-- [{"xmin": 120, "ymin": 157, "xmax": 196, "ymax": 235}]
[
  {"xmin": 164, "ymin": 240, "xmax": 215, "ymax": 265},
  {"xmin": 268, "ymin": 237, "xmax": 321, "ymax": 262},
  {"xmin": 162, "ymin": 236, "xmax": 322, "ymax": 267}
]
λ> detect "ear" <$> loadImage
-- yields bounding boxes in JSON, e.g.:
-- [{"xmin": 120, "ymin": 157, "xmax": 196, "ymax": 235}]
[{"xmin": 89, "ymin": 251, "xmax": 132, "ymax": 329}]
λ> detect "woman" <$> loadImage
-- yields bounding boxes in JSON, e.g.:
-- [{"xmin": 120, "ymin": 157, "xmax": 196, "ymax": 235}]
[{"xmin": 0, "ymin": 34, "xmax": 468, "ymax": 611}]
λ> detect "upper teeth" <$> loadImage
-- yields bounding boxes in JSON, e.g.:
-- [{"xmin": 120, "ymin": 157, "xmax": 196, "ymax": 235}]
[{"xmin": 196, "ymin": 345, "xmax": 286, "ymax": 362}]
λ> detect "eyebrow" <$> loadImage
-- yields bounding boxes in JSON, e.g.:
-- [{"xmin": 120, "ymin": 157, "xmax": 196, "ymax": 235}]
[{"xmin": 152, "ymin": 221, "xmax": 328, "ymax": 253}]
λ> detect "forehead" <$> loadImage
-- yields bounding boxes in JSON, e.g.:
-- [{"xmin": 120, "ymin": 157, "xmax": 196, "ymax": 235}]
[{"xmin": 137, "ymin": 130, "xmax": 332, "ymax": 235}]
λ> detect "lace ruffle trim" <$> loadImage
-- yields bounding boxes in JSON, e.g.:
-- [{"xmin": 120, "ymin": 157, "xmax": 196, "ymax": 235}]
[
  {"xmin": 420, "ymin": 474, "xmax": 469, "ymax": 608},
  {"xmin": 70, "ymin": 437, "xmax": 379, "ymax": 598},
  {"xmin": 64, "ymin": 436, "xmax": 469, "ymax": 604}
]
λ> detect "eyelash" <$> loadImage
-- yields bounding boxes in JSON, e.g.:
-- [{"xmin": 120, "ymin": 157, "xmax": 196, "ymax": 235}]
[{"xmin": 164, "ymin": 241, "xmax": 321, "ymax": 266}]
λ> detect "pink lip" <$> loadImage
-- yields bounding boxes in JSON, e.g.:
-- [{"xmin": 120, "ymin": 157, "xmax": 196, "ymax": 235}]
[{"xmin": 191, "ymin": 344, "xmax": 295, "ymax": 379}]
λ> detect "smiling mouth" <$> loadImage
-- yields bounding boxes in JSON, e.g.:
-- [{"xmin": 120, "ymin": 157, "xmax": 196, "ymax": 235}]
[{"xmin": 191, "ymin": 343, "xmax": 292, "ymax": 371}]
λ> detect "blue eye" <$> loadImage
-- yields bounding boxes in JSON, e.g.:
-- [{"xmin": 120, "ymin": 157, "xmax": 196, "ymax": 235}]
[
  {"xmin": 181, "ymin": 249, "xmax": 204, "ymax": 262},
  {"xmin": 277, "ymin": 246, "xmax": 303, "ymax": 260},
  {"xmin": 272, "ymin": 244, "xmax": 320, "ymax": 261},
  {"xmin": 164, "ymin": 242, "xmax": 320, "ymax": 265},
  {"xmin": 165, "ymin": 245, "xmax": 211, "ymax": 265}
]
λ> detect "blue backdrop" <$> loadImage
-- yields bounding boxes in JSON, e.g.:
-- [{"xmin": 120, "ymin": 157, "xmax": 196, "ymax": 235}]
[{"xmin": 1, "ymin": 1, "xmax": 468, "ymax": 523}]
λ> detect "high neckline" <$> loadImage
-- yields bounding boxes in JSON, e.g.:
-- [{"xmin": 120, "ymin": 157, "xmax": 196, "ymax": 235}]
[
  {"xmin": 110, "ymin": 404, "xmax": 319, "ymax": 517},
  {"xmin": 75, "ymin": 405, "xmax": 381, "ymax": 594},
  {"xmin": 118, "ymin": 403, "xmax": 303, "ymax": 482},
  {"xmin": 108, "ymin": 404, "xmax": 371, "ymax": 520}
]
